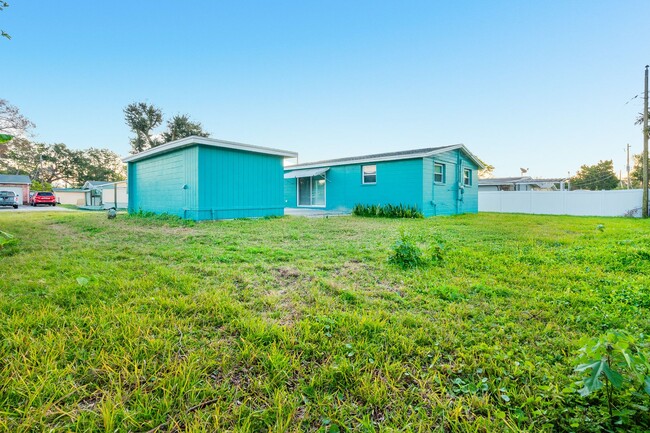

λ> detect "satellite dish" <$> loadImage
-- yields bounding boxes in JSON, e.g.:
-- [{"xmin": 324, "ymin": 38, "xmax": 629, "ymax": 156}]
[{"xmin": 520, "ymin": 167, "xmax": 529, "ymax": 176}]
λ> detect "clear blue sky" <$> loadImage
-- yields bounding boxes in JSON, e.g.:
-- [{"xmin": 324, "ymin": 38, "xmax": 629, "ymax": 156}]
[{"xmin": 3, "ymin": 1, "xmax": 647, "ymax": 178}]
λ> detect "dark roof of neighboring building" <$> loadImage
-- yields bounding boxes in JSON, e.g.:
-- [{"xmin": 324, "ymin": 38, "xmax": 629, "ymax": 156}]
[
  {"xmin": 479, "ymin": 176, "xmax": 531, "ymax": 185},
  {"xmin": 479, "ymin": 176, "xmax": 566, "ymax": 185},
  {"xmin": 52, "ymin": 188, "xmax": 86, "ymax": 192},
  {"xmin": 0, "ymin": 174, "xmax": 30, "ymax": 185},
  {"xmin": 286, "ymin": 144, "xmax": 484, "ymax": 170}
]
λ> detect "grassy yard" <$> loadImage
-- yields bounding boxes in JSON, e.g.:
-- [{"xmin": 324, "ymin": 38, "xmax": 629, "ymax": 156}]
[{"xmin": 0, "ymin": 211, "xmax": 649, "ymax": 432}]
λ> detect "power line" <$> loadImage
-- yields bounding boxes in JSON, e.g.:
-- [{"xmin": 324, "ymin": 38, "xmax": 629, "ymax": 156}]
[{"xmin": 570, "ymin": 172, "xmax": 620, "ymax": 188}]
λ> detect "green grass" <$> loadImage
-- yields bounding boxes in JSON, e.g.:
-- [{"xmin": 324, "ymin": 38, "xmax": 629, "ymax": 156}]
[{"xmin": 0, "ymin": 212, "xmax": 649, "ymax": 432}]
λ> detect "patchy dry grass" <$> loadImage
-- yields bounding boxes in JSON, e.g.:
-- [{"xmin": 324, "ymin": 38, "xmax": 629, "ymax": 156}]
[{"xmin": 0, "ymin": 211, "xmax": 649, "ymax": 432}]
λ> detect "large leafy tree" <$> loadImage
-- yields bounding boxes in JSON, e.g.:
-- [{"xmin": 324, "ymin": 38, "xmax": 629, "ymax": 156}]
[
  {"xmin": 0, "ymin": 99, "xmax": 35, "ymax": 158},
  {"xmin": 571, "ymin": 160, "xmax": 619, "ymax": 191},
  {"xmin": 630, "ymin": 154, "xmax": 646, "ymax": 188},
  {"xmin": 161, "ymin": 114, "xmax": 210, "ymax": 143},
  {"xmin": 0, "ymin": 99, "xmax": 34, "ymax": 137},
  {"xmin": 75, "ymin": 148, "xmax": 125, "ymax": 185},
  {"xmin": 40, "ymin": 142, "xmax": 79, "ymax": 184},
  {"xmin": 124, "ymin": 103, "xmax": 212, "ymax": 153},
  {"xmin": 0, "ymin": 139, "xmax": 125, "ymax": 186},
  {"xmin": 0, "ymin": 137, "xmax": 41, "ymax": 176},
  {"xmin": 2, "ymin": 140, "xmax": 80, "ymax": 184},
  {"xmin": 124, "ymin": 102, "xmax": 163, "ymax": 154}
]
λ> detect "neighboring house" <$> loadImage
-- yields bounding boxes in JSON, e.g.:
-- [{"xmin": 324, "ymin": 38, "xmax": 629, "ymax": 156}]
[
  {"xmin": 479, "ymin": 177, "xmax": 567, "ymax": 191},
  {"xmin": 284, "ymin": 144, "xmax": 484, "ymax": 216},
  {"xmin": 0, "ymin": 174, "xmax": 30, "ymax": 205},
  {"xmin": 82, "ymin": 181, "xmax": 112, "ymax": 207},
  {"xmin": 100, "ymin": 181, "xmax": 128, "ymax": 209},
  {"xmin": 123, "ymin": 136, "xmax": 297, "ymax": 220},
  {"xmin": 80, "ymin": 180, "xmax": 128, "ymax": 209},
  {"xmin": 52, "ymin": 188, "xmax": 85, "ymax": 205}
]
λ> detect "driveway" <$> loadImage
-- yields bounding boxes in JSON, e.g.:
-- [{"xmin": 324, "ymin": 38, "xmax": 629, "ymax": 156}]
[{"xmin": 0, "ymin": 205, "xmax": 79, "ymax": 213}]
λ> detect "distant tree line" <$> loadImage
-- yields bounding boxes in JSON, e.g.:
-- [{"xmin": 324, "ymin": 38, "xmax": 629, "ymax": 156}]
[
  {"xmin": 2, "ymin": 138, "xmax": 125, "ymax": 187},
  {"xmin": 570, "ymin": 160, "xmax": 619, "ymax": 190},
  {"xmin": 123, "ymin": 102, "xmax": 210, "ymax": 154},
  {"xmin": 0, "ymin": 99, "xmax": 125, "ymax": 189}
]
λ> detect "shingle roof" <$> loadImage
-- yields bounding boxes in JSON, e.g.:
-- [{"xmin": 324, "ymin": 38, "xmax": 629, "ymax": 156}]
[
  {"xmin": 0, "ymin": 174, "xmax": 30, "ymax": 184},
  {"xmin": 479, "ymin": 177, "xmax": 531, "ymax": 185},
  {"xmin": 286, "ymin": 144, "xmax": 484, "ymax": 170},
  {"xmin": 479, "ymin": 177, "xmax": 566, "ymax": 185}
]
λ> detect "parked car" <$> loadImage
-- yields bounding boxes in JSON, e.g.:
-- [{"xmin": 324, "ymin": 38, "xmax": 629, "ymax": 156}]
[
  {"xmin": 30, "ymin": 191, "xmax": 57, "ymax": 206},
  {"xmin": 0, "ymin": 191, "xmax": 19, "ymax": 209}
]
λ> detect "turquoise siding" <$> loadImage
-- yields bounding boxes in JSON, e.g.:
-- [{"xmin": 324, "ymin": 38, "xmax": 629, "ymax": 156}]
[
  {"xmin": 284, "ymin": 178, "xmax": 297, "ymax": 208},
  {"xmin": 194, "ymin": 146, "xmax": 284, "ymax": 220},
  {"xmin": 128, "ymin": 147, "xmax": 198, "ymax": 217},
  {"xmin": 129, "ymin": 143, "xmax": 285, "ymax": 220},
  {"xmin": 423, "ymin": 150, "xmax": 479, "ymax": 215},
  {"xmin": 284, "ymin": 149, "xmax": 480, "ymax": 217},
  {"xmin": 284, "ymin": 159, "xmax": 424, "ymax": 213}
]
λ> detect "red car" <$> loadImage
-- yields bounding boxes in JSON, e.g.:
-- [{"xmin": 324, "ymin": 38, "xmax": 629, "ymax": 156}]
[{"xmin": 30, "ymin": 191, "xmax": 57, "ymax": 206}]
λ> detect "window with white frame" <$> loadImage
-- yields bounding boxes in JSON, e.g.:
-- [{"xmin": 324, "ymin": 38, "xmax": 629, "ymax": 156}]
[
  {"xmin": 463, "ymin": 168, "xmax": 472, "ymax": 186},
  {"xmin": 434, "ymin": 163, "xmax": 446, "ymax": 183},
  {"xmin": 362, "ymin": 165, "xmax": 377, "ymax": 184}
]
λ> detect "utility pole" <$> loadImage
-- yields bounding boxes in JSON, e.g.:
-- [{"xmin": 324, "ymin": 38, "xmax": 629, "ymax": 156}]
[
  {"xmin": 626, "ymin": 143, "xmax": 631, "ymax": 189},
  {"xmin": 619, "ymin": 170, "xmax": 623, "ymax": 188},
  {"xmin": 38, "ymin": 154, "xmax": 44, "ymax": 185},
  {"xmin": 641, "ymin": 65, "xmax": 650, "ymax": 218}
]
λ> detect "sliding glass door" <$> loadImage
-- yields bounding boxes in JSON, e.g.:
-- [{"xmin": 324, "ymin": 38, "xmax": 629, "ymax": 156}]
[{"xmin": 297, "ymin": 175, "xmax": 326, "ymax": 207}]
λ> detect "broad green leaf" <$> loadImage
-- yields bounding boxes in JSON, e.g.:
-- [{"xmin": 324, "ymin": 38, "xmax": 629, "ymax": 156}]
[
  {"xmin": 602, "ymin": 363, "xmax": 624, "ymax": 389},
  {"xmin": 575, "ymin": 360, "xmax": 602, "ymax": 373},
  {"xmin": 644, "ymin": 376, "xmax": 650, "ymax": 395},
  {"xmin": 577, "ymin": 359, "xmax": 606, "ymax": 395},
  {"xmin": 0, "ymin": 134, "xmax": 12, "ymax": 143}
]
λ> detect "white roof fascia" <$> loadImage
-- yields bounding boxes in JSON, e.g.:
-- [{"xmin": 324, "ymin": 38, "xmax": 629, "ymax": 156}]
[
  {"xmin": 285, "ymin": 144, "xmax": 484, "ymax": 170},
  {"xmin": 285, "ymin": 151, "xmax": 436, "ymax": 170},
  {"xmin": 123, "ymin": 136, "xmax": 298, "ymax": 163},
  {"xmin": 424, "ymin": 144, "xmax": 485, "ymax": 169},
  {"xmin": 284, "ymin": 167, "xmax": 330, "ymax": 179}
]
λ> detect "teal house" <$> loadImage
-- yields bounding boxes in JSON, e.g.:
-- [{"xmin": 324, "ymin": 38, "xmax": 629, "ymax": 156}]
[
  {"xmin": 284, "ymin": 144, "xmax": 483, "ymax": 216},
  {"xmin": 124, "ymin": 136, "xmax": 297, "ymax": 220}
]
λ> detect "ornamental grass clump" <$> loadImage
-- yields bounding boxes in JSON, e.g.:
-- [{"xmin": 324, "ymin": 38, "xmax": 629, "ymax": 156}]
[{"xmin": 352, "ymin": 203, "xmax": 423, "ymax": 218}]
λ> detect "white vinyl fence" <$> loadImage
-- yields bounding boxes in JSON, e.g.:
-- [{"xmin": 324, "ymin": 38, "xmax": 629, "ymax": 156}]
[{"xmin": 479, "ymin": 189, "xmax": 643, "ymax": 217}]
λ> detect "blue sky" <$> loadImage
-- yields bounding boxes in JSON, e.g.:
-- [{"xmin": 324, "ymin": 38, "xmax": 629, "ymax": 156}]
[{"xmin": 3, "ymin": 1, "xmax": 647, "ymax": 178}]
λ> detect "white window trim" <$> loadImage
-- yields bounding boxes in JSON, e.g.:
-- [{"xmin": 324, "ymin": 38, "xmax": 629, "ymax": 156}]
[
  {"xmin": 296, "ymin": 175, "xmax": 327, "ymax": 208},
  {"xmin": 362, "ymin": 165, "xmax": 377, "ymax": 185},
  {"xmin": 463, "ymin": 168, "xmax": 472, "ymax": 186},
  {"xmin": 434, "ymin": 163, "xmax": 446, "ymax": 184}
]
